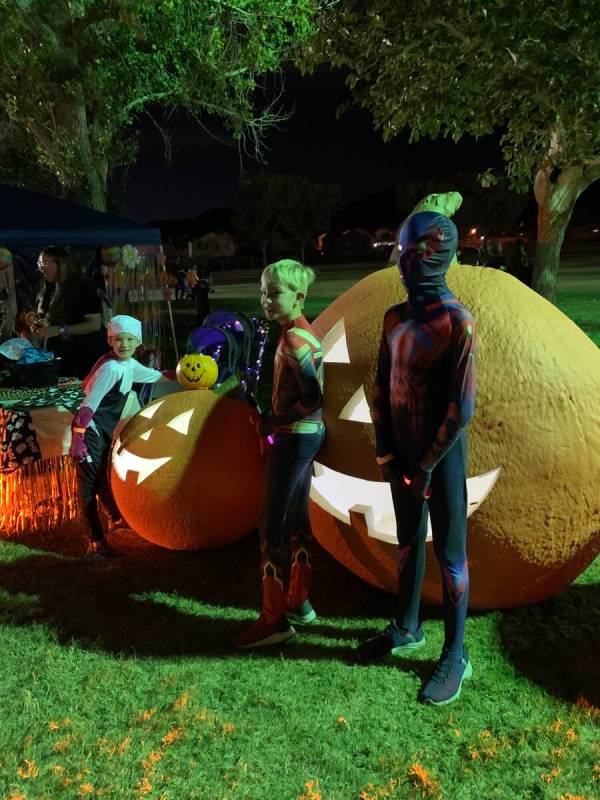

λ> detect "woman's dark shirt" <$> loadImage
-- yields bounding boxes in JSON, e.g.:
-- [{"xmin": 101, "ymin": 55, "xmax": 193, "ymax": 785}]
[{"xmin": 43, "ymin": 275, "xmax": 108, "ymax": 378}]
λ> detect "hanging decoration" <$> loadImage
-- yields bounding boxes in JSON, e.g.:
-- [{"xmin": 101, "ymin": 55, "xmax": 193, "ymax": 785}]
[
  {"xmin": 100, "ymin": 244, "xmax": 177, "ymax": 366},
  {"xmin": 0, "ymin": 454, "xmax": 79, "ymax": 534},
  {"xmin": 100, "ymin": 245, "xmax": 121, "ymax": 267},
  {"xmin": 121, "ymin": 244, "xmax": 141, "ymax": 271},
  {"xmin": 0, "ymin": 247, "xmax": 13, "ymax": 271}
]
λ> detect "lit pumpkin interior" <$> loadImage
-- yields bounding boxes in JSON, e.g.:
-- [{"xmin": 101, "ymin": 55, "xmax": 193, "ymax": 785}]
[
  {"xmin": 309, "ymin": 317, "xmax": 501, "ymax": 544},
  {"xmin": 112, "ymin": 399, "xmax": 192, "ymax": 484},
  {"xmin": 110, "ymin": 391, "xmax": 266, "ymax": 551}
]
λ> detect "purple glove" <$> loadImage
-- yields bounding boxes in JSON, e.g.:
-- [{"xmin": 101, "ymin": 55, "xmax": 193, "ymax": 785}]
[
  {"xmin": 70, "ymin": 406, "xmax": 94, "ymax": 461},
  {"xmin": 70, "ymin": 431, "xmax": 89, "ymax": 460}
]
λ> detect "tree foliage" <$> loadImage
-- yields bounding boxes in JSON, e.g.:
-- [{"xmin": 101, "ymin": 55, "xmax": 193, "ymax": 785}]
[
  {"xmin": 0, "ymin": 0, "xmax": 330, "ymax": 210},
  {"xmin": 395, "ymin": 174, "xmax": 530, "ymax": 236},
  {"xmin": 234, "ymin": 172, "xmax": 342, "ymax": 264},
  {"xmin": 234, "ymin": 174, "xmax": 287, "ymax": 266},
  {"xmin": 303, "ymin": 0, "xmax": 600, "ymax": 299},
  {"xmin": 277, "ymin": 175, "xmax": 342, "ymax": 261}
]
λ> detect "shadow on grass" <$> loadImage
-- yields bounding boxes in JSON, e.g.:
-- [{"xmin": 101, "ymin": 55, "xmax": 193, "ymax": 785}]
[
  {"xmin": 499, "ymin": 582, "xmax": 600, "ymax": 707},
  {"xmin": 0, "ymin": 529, "xmax": 419, "ymax": 663}
]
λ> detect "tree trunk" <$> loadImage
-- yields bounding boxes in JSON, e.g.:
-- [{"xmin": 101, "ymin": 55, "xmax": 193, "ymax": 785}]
[
  {"xmin": 73, "ymin": 92, "xmax": 108, "ymax": 212},
  {"xmin": 532, "ymin": 165, "xmax": 587, "ymax": 302},
  {"xmin": 85, "ymin": 160, "xmax": 108, "ymax": 212}
]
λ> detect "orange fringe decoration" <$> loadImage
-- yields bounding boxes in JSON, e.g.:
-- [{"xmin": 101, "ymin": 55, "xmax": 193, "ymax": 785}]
[{"xmin": 0, "ymin": 456, "xmax": 79, "ymax": 535}]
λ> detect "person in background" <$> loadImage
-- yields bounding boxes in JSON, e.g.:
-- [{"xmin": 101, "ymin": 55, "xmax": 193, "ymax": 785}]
[
  {"xmin": 35, "ymin": 246, "xmax": 107, "ymax": 377},
  {"xmin": 70, "ymin": 314, "xmax": 175, "ymax": 559},
  {"xmin": 233, "ymin": 259, "xmax": 325, "ymax": 649},
  {"xmin": 195, "ymin": 266, "xmax": 212, "ymax": 325},
  {"xmin": 175, "ymin": 260, "xmax": 187, "ymax": 302},
  {"xmin": 487, "ymin": 241, "xmax": 507, "ymax": 271}
]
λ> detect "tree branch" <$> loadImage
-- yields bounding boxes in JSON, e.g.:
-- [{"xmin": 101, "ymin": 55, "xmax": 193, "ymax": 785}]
[
  {"xmin": 431, "ymin": 18, "xmax": 470, "ymax": 45},
  {"xmin": 26, "ymin": 119, "xmax": 57, "ymax": 159},
  {"xmin": 582, "ymin": 159, "xmax": 600, "ymax": 185},
  {"xmin": 123, "ymin": 91, "xmax": 175, "ymax": 115}
]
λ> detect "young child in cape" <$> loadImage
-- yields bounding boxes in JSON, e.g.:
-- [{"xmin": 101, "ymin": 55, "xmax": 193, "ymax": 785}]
[
  {"xmin": 70, "ymin": 314, "xmax": 173, "ymax": 559},
  {"xmin": 234, "ymin": 259, "xmax": 325, "ymax": 649},
  {"xmin": 359, "ymin": 211, "xmax": 477, "ymax": 706}
]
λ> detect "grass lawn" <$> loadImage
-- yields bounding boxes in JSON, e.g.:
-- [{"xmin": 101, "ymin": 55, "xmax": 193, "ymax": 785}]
[{"xmin": 0, "ymin": 259, "xmax": 599, "ymax": 799}]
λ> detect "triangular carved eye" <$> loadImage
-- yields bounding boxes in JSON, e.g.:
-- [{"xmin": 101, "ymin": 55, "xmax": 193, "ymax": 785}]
[
  {"xmin": 339, "ymin": 386, "xmax": 372, "ymax": 423},
  {"xmin": 322, "ymin": 318, "xmax": 350, "ymax": 363},
  {"xmin": 166, "ymin": 409, "xmax": 194, "ymax": 435},
  {"xmin": 139, "ymin": 400, "xmax": 165, "ymax": 419}
]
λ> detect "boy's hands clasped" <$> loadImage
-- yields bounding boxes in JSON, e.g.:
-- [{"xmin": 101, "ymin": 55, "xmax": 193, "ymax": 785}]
[{"xmin": 382, "ymin": 459, "xmax": 432, "ymax": 500}]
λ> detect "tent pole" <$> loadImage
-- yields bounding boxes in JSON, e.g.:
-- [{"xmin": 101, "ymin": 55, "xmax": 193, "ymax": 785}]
[
  {"xmin": 166, "ymin": 298, "xmax": 179, "ymax": 363},
  {"xmin": 158, "ymin": 246, "xmax": 179, "ymax": 364}
]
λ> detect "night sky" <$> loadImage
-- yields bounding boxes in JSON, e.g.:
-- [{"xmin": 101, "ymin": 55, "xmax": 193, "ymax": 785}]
[{"xmin": 122, "ymin": 68, "xmax": 507, "ymax": 224}]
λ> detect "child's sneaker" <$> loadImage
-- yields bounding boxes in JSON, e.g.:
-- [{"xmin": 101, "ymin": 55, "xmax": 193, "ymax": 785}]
[
  {"xmin": 357, "ymin": 623, "xmax": 425, "ymax": 663},
  {"xmin": 419, "ymin": 649, "xmax": 473, "ymax": 706},
  {"xmin": 286, "ymin": 599, "xmax": 317, "ymax": 624},
  {"xmin": 83, "ymin": 540, "xmax": 119, "ymax": 560},
  {"xmin": 233, "ymin": 615, "xmax": 296, "ymax": 649}
]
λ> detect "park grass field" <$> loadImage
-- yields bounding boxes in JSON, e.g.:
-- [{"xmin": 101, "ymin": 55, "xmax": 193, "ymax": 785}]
[{"xmin": 0, "ymin": 259, "xmax": 598, "ymax": 800}]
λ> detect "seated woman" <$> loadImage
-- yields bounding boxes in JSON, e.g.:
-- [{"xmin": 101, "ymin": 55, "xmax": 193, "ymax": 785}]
[{"xmin": 35, "ymin": 246, "xmax": 108, "ymax": 378}]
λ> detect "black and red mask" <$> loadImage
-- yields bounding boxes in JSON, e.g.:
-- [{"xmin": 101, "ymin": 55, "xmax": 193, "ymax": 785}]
[{"xmin": 397, "ymin": 211, "xmax": 458, "ymax": 305}]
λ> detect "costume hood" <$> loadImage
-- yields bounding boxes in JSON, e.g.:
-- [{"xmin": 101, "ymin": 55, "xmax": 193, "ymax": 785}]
[{"xmin": 397, "ymin": 211, "xmax": 458, "ymax": 305}]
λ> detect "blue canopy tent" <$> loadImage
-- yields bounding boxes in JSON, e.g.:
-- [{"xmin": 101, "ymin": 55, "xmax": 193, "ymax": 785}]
[
  {"xmin": 0, "ymin": 183, "xmax": 161, "ymax": 246},
  {"xmin": 0, "ymin": 184, "xmax": 174, "ymax": 355}
]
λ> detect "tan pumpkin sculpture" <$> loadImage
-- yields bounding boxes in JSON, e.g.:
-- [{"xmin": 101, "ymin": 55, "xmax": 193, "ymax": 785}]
[
  {"xmin": 110, "ymin": 390, "xmax": 266, "ymax": 549},
  {"xmin": 309, "ymin": 265, "xmax": 600, "ymax": 609}
]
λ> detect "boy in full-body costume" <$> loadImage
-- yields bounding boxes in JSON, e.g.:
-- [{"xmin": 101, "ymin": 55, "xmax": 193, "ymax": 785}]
[
  {"xmin": 70, "ymin": 315, "xmax": 172, "ymax": 558},
  {"xmin": 358, "ymin": 211, "xmax": 477, "ymax": 706},
  {"xmin": 234, "ymin": 259, "xmax": 325, "ymax": 649}
]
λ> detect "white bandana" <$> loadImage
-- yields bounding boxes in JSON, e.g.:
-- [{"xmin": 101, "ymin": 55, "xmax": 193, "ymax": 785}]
[{"xmin": 107, "ymin": 315, "xmax": 142, "ymax": 341}]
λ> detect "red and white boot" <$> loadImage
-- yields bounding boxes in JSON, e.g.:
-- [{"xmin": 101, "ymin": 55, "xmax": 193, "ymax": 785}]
[
  {"xmin": 233, "ymin": 563, "xmax": 296, "ymax": 649},
  {"xmin": 286, "ymin": 548, "xmax": 317, "ymax": 624}
]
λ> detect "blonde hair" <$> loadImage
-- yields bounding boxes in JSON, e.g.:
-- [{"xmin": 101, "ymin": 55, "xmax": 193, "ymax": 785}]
[{"xmin": 262, "ymin": 259, "xmax": 316, "ymax": 296}]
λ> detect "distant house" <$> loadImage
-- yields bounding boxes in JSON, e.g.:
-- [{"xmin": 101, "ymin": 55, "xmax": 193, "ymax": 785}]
[
  {"xmin": 191, "ymin": 232, "xmax": 237, "ymax": 258},
  {"xmin": 336, "ymin": 228, "xmax": 374, "ymax": 256},
  {"xmin": 373, "ymin": 227, "xmax": 397, "ymax": 250}
]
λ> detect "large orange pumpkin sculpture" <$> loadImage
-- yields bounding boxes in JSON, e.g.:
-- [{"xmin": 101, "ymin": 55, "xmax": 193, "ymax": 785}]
[
  {"xmin": 110, "ymin": 391, "xmax": 266, "ymax": 549},
  {"xmin": 309, "ymin": 265, "xmax": 600, "ymax": 609}
]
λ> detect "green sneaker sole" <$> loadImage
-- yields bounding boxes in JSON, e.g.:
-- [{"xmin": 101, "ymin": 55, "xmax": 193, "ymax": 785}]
[
  {"xmin": 421, "ymin": 659, "xmax": 473, "ymax": 706},
  {"xmin": 391, "ymin": 635, "xmax": 426, "ymax": 656},
  {"xmin": 287, "ymin": 609, "xmax": 317, "ymax": 624}
]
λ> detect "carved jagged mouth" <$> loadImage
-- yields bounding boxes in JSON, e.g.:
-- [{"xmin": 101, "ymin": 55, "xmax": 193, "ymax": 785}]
[
  {"xmin": 111, "ymin": 407, "xmax": 195, "ymax": 485},
  {"xmin": 315, "ymin": 317, "xmax": 502, "ymax": 541},
  {"xmin": 310, "ymin": 462, "xmax": 501, "ymax": 544},
  {"xmin": 112, "ymin": 437, "xmax": 172, "ymax": 485}
]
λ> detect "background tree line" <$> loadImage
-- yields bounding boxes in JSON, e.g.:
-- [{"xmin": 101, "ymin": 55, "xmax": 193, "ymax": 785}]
[{"xmin": 2, "ymin": 1, "xmax": 599, "ymax": 300}]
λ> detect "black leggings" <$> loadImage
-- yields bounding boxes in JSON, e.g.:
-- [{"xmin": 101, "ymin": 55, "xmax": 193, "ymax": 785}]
[
  {"xmin": 259, "ymin": 430, "xmax": 325, "ymax": 577},
  {"xmin": 76, "ymin": 427, "xmax": 121, "ymax": 542},
  {"xmin": 390, "ymin": 431, "xmax": 469, "ymax": 655}
]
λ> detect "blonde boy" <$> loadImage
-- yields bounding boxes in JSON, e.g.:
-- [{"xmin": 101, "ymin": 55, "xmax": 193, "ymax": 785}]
[{"xmin": 234, "ymin": 260, "xmax": 325, "ymax": 648}]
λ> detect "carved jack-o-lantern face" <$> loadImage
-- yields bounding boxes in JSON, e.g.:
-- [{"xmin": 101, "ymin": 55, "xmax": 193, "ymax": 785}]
[
  {"xmin": 176, "ymin": 353, "xmax": 218, "ymax": 390},
  {"xmin": 309, "ymin": 265, "xmax": 600, "ymax": 609},
  {"xmin": 110, "ymin": 391, "xmax": 266, "ymax": 550}
]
